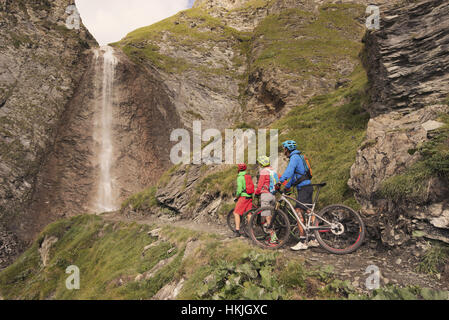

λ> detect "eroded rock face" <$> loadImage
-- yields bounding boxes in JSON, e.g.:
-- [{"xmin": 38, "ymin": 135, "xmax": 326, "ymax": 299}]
[
  {"xmin": 349, "ymin": 104, "xmax": 449, "ymax": 210},
  {"xmin": 349, "ymin": 0, "xmax": 449, "ymax": 246},
  {"xmin": 1, "ymin": 1, "xmax": 182, "ymax": 268},
  {"xmin": 348, "ymin": 103, "xmax": 449, "ymax": 245},
  {"xmin": 363, "ymin": 0, "xmax": 449, "ymax": 116},
  {"xmin": 119, "ymin": 0, "xmax": 389, "ymax": 132},
  {"xmin": 0, "ymin": 224, "xmax": 20, "ymax": 267},
  {"xmin": 112, "ymin": 51, "xmax": 183, "ymax": 204},
  {"xmin": 194, "ymin": 0, "xmax": 270, "ymax": 32},
  {"xmin": 15, "ymin": 47, "xmax": 183, "ymax": 247},
  {"xmin": 0, "ymin": 0, "xmax": 96, "ymax": 268},
  {"xmin": 155, "ymin": 165, "xmax": 224, "ymax": 222}
]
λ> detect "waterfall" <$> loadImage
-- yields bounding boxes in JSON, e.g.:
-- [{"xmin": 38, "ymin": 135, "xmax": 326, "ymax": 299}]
[{"xmin": 94, "ymin": 46, "xmax": 118, "ymax": 212}]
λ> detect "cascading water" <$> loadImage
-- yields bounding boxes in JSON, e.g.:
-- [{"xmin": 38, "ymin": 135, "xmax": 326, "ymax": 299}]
[{"xmin": 93, "ymin": 46, "xmax": 118, "ymax": 212}]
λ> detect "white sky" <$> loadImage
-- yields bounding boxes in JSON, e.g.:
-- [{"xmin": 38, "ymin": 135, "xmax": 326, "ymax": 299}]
[{"xmin": 75, "ymin": 0, "xmax": 195, "ymax": 45}]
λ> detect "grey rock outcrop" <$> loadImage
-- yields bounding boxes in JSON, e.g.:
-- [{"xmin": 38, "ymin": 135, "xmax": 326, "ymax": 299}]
[
  {"xmin": 0, "ymin": 223, "xmax": 19, "ymax": 267},
  {"xmin": 350, "ymin": 0, "xmax": 449, "ymax": 246},
  {"xmin": 154, "ymin": 165, "xmax": 225, "ymax": 222},
  {"xmin": 363, "ymin": 0, "xmax": 449, "ymax": 116},
  {"xmin": 349, "ymin": 104, "xmax": 449, "ymax": 210},
  {"xmin": 152, "ymin": 278, "xmax": 185, "ymax": 300}
]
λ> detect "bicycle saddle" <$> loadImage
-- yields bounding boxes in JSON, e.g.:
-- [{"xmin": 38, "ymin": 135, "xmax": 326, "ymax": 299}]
[{"xmin": 311, "ymin": 183, "xmax": 327, "ymax": 187}]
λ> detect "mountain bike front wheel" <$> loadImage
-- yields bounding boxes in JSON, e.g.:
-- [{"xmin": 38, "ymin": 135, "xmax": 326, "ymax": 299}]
[
  {"xmin": 226, "ymin": 209, "xmax": 237, "ymax": 232},
  {"xmin": 313, "ymin": 204, "xmax": 365, "ymax": 255},
  {"xmin": 279, "ymin": 201, "xmax": 302, "ymax": 242},
  {"xmin": 248, "ymin": 207, "xmax": 291, "ymax": 250}
]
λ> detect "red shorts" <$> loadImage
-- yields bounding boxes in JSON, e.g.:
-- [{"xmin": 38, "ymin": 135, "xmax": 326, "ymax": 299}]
[{"xmin": 234, "ymin": 197, "xmax": 253, "ymax": 216}]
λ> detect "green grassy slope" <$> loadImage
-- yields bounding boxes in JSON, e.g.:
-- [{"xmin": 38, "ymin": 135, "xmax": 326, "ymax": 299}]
[
  {"xmin": 250, "ymin": 4, "xmax": 365, "ymax": 77},
  {"xmin": 275, "ymin": 65, "xmax": 369, "ymax": 209},
  {"xmin": 0, "ymin": 215, "xmax": 356, "ymax": 300},
  {"xmin": 1, "ymin": 215, "xmax": 446, "ymax": 300},
  {"xmin": 111, "ymin": 7, "xmax": 249, "ymax": 77}
]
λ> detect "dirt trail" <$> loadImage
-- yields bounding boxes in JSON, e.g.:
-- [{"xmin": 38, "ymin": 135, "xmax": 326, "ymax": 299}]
[{"xmin": 102, "ymin": 211, "xmax": 448, "ymax": 293}]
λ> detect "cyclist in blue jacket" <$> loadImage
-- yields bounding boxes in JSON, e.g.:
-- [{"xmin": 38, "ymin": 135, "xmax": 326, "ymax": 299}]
[{"xmin": 279, "ymin": 140, "xmax": 319, "ymax": 251}]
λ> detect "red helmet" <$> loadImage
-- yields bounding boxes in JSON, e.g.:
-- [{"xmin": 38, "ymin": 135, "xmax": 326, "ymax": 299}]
[{"xmin": 237, "ymin": 163, "xmax": 247, "ymax": 171}]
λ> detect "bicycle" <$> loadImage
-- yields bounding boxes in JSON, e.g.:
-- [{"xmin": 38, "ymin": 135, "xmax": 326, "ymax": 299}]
[{"xmin": 247, "ymin": 183, "xmax": 366, "ymax": 254}]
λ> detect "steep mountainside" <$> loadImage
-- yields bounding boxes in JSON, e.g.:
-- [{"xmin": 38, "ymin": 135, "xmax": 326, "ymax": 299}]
[
  {"xmin": 0, "ymin": 0, "xmax": 183, "ymax": 269},
  {"xmin": 0, "ymin": 0, "xmax": 96, "ymax": 267},
  {"xmin": 349, "ymin": 0, "xmax": 449, "ymax": 246},
  {"xmin": 22, "ymin": 48, "xmax": 182, "ymax": 246},
  {"xmin": 113, "ymin": 0, "xmax": 395, "ymax": 129},
  {"xmin": 118, "ymin": 0, "xmax": 383, "ymax": 221},
  {"xmin": 1, "ymin": 0, "xmax": 448, "ymax": 299}
]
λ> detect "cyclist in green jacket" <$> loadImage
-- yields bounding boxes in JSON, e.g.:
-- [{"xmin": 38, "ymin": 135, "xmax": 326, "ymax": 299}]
[{"xmin": 233, "ymin": 164, "xmax": 253, "ymax": 237}]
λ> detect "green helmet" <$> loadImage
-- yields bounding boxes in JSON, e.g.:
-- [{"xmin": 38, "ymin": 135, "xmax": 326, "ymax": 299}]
[{"xmin": 257, "ymin": 155, "xmax": 270, "ymax": 167}]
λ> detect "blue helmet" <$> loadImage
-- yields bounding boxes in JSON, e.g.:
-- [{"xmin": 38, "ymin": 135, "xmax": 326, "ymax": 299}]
[{"xmin": 282, "ymin": 140, "xmax": 297, "ymax": 151}]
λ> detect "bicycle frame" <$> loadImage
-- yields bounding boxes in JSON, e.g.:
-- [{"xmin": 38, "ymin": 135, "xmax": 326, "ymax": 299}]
[{"xmin": 274, "ymin": 185, "xmax": 335, "ymax": 234}]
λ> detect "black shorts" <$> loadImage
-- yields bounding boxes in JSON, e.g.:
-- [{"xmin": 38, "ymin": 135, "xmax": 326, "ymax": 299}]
[{"xmin": 295, "ymin": 185, "xmax": 313, "ymax": 209}]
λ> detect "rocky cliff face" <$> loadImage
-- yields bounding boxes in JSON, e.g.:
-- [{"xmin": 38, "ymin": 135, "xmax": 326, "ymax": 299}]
[
  {"xmin": 115, "ymin": 0, "xmax": 391, "ymax": 131},
  {"xmin": 349, "ymin": 0, "xmax": 449, "ymax": 245},
  {"xmin": 363, "ymin": 0, "xmax": 449, "ymax": 116},
  {"xmin": 18, "ymin": 48, "xmax": 182, "ymax": 247},
  {"xmin": 0, "ymin": 1, "xmax": 183, "ymax": 268},
  {"xmin": 191, "ymin": 0, "xmax": 399, "ymax": 126},
  {"xmin": 0, "ymin": 0, "xmax": 96, "ymax": 267}
]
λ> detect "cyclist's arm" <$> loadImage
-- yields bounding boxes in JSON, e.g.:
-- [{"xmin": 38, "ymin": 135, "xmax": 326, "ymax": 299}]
[{"xmin": 280, "ymin": 156, "xmax": 298, "ymax": 185}]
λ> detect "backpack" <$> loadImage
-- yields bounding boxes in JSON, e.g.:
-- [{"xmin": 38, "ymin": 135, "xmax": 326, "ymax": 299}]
[
  {"xmin": 244, "ymin": 175, "xmax": 255, "ymax": 195},
  {"xmin": 266, "ymin": 169, "xmax": 280, "ymax": 194},
  {"xmin": 299, "ymin": 153, "xmax": 313, "ymax": 180}
]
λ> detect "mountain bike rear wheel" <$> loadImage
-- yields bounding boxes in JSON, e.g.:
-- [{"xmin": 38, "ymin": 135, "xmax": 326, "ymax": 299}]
[
  {"xmin": 248, "ymin": 207, "xmax": 291, "ymax": 250},
  {"xmin": 313, "ymin": 204, "xmax": 365, "ymax": 254}
]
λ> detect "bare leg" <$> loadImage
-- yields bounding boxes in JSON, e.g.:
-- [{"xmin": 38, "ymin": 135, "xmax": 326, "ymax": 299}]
[
  {"xmin": 295, "ymin": 208, "xmax": 305, "ymax": 237},
  {"xmin": 234, "ymin": 213, "xmax": 241, "ymax": 231},
  {"xmin": 265, "ymin": 216, "xmax": 272, "ymax": 226}
]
